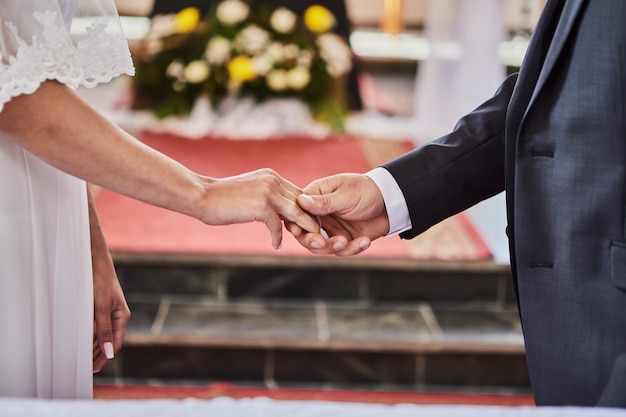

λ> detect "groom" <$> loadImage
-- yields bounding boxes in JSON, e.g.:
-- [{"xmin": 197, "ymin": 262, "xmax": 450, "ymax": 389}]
[{"xmin": 291, "ymin": 0, "xmax": 626, "ymax": 407}]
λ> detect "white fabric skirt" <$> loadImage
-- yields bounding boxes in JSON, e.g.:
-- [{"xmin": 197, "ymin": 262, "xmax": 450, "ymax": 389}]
[{"xmin": 0, "ymin": 133, "xmax": 93, "ymax": 399}]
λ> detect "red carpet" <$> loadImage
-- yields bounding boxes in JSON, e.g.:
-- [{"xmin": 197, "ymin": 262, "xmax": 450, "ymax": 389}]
[
  {"xmin": 94, "ymin": 382, "xmax": 534, "ymax": 406},
  {"xmin": 95, "ymin": 133, "xmax": 490, "ymax": 260}
]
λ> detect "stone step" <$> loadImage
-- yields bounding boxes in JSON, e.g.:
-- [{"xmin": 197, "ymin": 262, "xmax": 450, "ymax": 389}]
[
  {"xmin": 98, "ymin": 295, "xmax": 528, "ymax": 392},
  {"xmin": 102, "ymin": 253, "xmax": 528, "ymax": 392},
  {"xmin": 98, "ymin": 345, "xmax": 530, "ymax": 393},
  {"xmin": 113, "ymin": 253, "xmax": 516, "ymax": 306},
  {"xmin": 123, "ymin": 297, "xmax": 523, "ymax": 351}
]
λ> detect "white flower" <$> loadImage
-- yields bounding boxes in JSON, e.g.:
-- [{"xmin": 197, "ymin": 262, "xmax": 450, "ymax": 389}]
[
  {"xmin": 145, "ymin": 38, "xmax": 164, "ymax": 57},
  {"xmin": 166, "ymin": 59, "xmax": 185, "ymax": 79},
  {"xmin": 270, "ymin": 8, "xmax": 297, "ymax": 33},
  {"xmin": 144, "ymin": 14, "xmax": 177, "ymax": 55},
  {"xmin": 252, "ymin": 56, "xmax": 272, "ymax": 76},
  {"xmin": 148, "ymin": 14, "xmax": 177, "ymax": 39},
  {"xmin": 297, "ymin": 49, "xmax": 313, "ymax": 68},
  {"xmin": 266, "ymin": 69, "xmax": 288, "ymax": 91},
  {"xmin": 234, "ymin": 25, "xmax": 270, "ymax": 55},
  {"xmin": 287, "ymin": 66, "xmax": 311, "ymax": 90},
  {"xmin": 183, "ymin": 60, "xmax": 210, "ymax": 83},
  {"xmin": 317, "ymin": 33, "xmax": 352, "ymax": 77},
  {"xmin": 205, "ymin": 36, "xmax": 231, "ymax": 65},
  {"xmin": 282, "ymin": 43, "xmax": 300, "ymax": 60},
  {"xmin": 265, "ymin": 42, "xmax": 285, "ymax": 63},
  {"xmin": 216, "ymin": 0, "xmax": 250, "ymax": 25}
]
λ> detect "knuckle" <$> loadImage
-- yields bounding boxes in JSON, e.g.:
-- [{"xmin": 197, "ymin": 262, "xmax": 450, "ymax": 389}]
[
  {"xmin": 94, "ymin": 303, "xmax": 108, "ymax": 314},
  {"xmin": 255, "ymin": 167, "xmax": 278, "ymax": 180},
  {"xmin": 258, "ymin": 177, "xmax": 279, "ymax": 194}
]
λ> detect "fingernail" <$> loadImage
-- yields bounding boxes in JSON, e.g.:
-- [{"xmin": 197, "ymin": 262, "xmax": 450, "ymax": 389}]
[
  {"xmin": 276, "ymin": 244, "xmax": 282, "ymax": 252},
  {"xmin": 104, "ymin": 342, "xmax": 114, "ymax": 360},
  {"xmin": 359, "ymin": 239, "xmax": 370, "ymax": 249},
  {"xmin": 320, "ymin": 227, "xmax": 329, "ymax": 239},
  {"xmin": 333, "ymin": 241, "xmax": 346, "ymax": 251},
  {"xmin": 310, "ymin": 240, "xmax": 322, "ymax": 249}
]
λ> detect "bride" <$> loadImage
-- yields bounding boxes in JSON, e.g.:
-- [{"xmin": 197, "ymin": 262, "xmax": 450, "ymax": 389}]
[{"xmin": 0, "ymin": 0, "xmax": 318, "ymax": 399}]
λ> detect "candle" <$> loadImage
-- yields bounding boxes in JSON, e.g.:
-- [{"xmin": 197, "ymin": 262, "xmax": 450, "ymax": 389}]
[{"xmin": 382, "ymin": 0, "xmax": 403, "ymax": 35}]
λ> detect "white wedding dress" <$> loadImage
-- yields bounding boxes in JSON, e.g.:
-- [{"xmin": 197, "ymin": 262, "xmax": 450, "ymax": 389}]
[{"xmin": 0, "ymin": 0, "xmax": 133, "ymax": 398}]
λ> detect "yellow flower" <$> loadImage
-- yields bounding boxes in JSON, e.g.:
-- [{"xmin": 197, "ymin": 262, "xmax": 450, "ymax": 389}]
[
  {"xmin": 228, "ymin": 55, "xmax": 257, "ymax": 81},
  {"xmin": 175, "ymin": 7, "xmax": 200, "ymax": 33},
  {"xmin": 304, "ymin": 5, "xmax": 335, "ymax": 34}
]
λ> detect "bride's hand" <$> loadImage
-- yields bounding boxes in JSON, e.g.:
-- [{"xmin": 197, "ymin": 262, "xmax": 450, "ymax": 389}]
[
  {"xmin": 88, "ymin": 188, "xmax": 130, "ymax": 373},
  {"xmin": 195, "ymin": 168, "xmax": 320, "ymax": 250}
]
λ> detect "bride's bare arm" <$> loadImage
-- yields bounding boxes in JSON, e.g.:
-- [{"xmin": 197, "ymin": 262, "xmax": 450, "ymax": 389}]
[
  {"xmin": 0, "ymin": 80, "xmax": 318, "ymax": 248},
  {"xmin": 88, "ymin": 185, "xmax": 130, "ymax": 372}
]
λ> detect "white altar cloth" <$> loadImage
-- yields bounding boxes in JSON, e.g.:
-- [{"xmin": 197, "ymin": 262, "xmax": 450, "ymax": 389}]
[{"xmin": 1, "ymin": 397, "xmax": 625, "ymax": 417}]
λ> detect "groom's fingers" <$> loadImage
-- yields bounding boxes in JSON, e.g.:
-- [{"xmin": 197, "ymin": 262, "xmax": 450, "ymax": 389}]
[
  {"xmin": 332, "ymin": 237, "xmax": 371, "ymax": 257},
  {"xmin": 297, "ymin": 193, "xmax": 336, "ymax": 217},
  {"xmin": 294, "ymin": 233, "xmax": 349, "ymax": 255},
  {"xmin": 299, "ymin": 175, "xmax": 353, "ymax": 216},
  {"xmin": 296, "ymin": 233, "xmax": 370, "ymax": 256}
]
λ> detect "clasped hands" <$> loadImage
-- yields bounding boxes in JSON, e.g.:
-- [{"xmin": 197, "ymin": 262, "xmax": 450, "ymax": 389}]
[
  {"xmin": 284, "ymin": 172, "xmax": 391, "ymax": 256},
  {"xmin": 194, "ymin": 168, "xmax": 391, "ymax": 256}
]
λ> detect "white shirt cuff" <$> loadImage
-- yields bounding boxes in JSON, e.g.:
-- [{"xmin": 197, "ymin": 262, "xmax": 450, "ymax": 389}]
[{"xmin": 365, "ymin": 167, "xmax": 412, "ymax": 236}]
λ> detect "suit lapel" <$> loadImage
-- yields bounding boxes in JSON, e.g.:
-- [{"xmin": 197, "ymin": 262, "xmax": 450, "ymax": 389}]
[{"xmin": 525, "ymin": 0, "xmax": 585, "ymax": 111}]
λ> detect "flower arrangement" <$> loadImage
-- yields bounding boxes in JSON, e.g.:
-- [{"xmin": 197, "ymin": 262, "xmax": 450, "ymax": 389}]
[{"xmin": 131, "ymin": 0, "xmax": 353, "ymax": 131}]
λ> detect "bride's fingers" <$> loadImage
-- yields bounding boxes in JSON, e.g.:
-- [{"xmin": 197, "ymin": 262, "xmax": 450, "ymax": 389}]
[
  {"xmin": 279, "ymin": 194, "xmax": 320, "ymax": 233},
  {"xmin": 261, "ymin": 211, "xmax": 284, "ymax": 250},
  {"xmin": 285, "ymin": 220, "xmax": 303, "ymax": 237}
]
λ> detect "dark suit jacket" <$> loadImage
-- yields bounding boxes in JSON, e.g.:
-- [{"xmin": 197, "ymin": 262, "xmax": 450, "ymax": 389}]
[{"xmin": 383, "ymin": 0, "xmax": 626, "ymax": 407}]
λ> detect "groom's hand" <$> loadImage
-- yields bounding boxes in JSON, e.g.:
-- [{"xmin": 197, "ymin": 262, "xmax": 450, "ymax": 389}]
[{"xmin": 288, "ymin": 173, "xmax": 390, "ymax": 256}]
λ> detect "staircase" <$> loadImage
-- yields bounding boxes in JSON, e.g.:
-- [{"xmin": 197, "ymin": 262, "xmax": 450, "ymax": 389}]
[{"xmin": 95, "ymin": 251, "xmax": 529, "ymax": 395}]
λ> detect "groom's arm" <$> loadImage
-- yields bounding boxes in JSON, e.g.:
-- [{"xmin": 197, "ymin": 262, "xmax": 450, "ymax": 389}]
[{"xmin": 382, "ymin": 73, "xmax": 518, "ymax": 239}]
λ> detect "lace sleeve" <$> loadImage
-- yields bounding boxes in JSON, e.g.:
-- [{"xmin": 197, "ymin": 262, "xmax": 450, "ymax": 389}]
[{"xmin": 0, "ymin": 0, "xmax": 135, "ymax": 112}]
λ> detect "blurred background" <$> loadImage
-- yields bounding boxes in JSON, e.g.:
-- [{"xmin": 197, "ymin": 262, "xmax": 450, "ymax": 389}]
[{"xmin": 87, "ymin": 0, "xmax": 546, "ymax": 405}]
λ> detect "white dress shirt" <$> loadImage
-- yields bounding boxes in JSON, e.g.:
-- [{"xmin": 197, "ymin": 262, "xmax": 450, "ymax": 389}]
[{"xmin": 364, "ymin": 167, "xmax": 412, "ymax": 236}]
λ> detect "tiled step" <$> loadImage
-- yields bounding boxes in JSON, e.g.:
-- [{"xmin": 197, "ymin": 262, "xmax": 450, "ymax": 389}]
[
  {"xmin": 99, "ymin": 253, "xmax": 529, "ymax": 393},
  {"xmin": 99, "ymin": 346, "xmax": 530, "ymax": 393},
  {"xmin": 123, "ymin": 297, "xmax": 523, "ymax": 352},
  {"xmin": 98, "ymin": 297, "xmax": 527, "ymax": 391},
  {"xmin": 113, "ymin": 253, "xmax": 517, "ymax": 306}
]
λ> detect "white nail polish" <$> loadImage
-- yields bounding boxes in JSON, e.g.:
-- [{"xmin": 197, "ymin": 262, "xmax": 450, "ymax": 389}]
[{"xmin": 104, "ymin": 342, "xmax": 114, "ymax": 359}]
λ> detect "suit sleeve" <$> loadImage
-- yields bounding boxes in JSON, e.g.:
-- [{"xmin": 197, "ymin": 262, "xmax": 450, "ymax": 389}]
[{"xmin": 381, "ymin": 73, "xmax": 518, "ymax": 239}]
